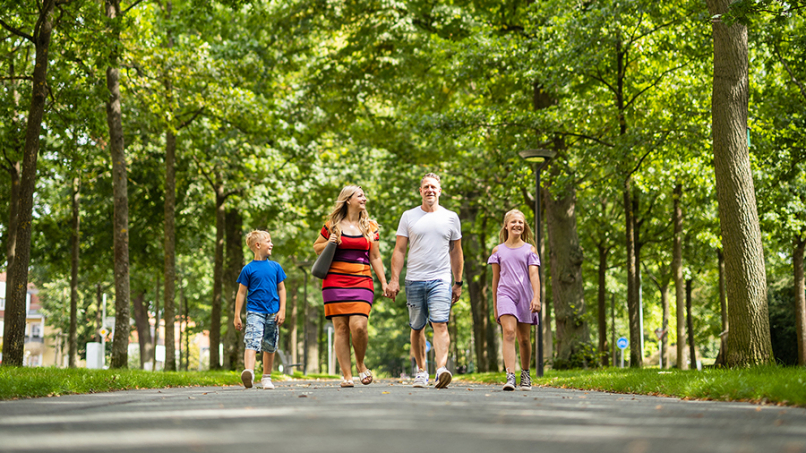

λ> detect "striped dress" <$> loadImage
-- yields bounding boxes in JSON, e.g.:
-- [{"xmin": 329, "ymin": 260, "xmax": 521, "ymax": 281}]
[{"xmin": 320, "ymin": 221, "xmax": 379, "ymax": 319}]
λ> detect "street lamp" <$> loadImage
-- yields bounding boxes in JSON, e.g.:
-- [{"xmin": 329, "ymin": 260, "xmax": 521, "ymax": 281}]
[{"xmin": 519, "ymin": 148, "xmax": 556, "ymax": 378}]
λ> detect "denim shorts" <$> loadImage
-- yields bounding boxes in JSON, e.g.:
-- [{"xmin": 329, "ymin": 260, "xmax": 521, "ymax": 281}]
[
  {"xmin": 244, "ymin": 311, "xmax": 279, "ymax": 353},
  {"xmin": 406, "ymin": 280, "xmax": 452, "ymax": 330}
]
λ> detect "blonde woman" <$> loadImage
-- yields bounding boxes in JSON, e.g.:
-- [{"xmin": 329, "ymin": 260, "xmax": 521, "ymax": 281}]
[
  {"xmin": 313, "ymin": 185, "xmax": 388, "ymax": 387},
  {"xmin": 487, "ymin": 209, "xmax": 541, "ymax": 391}
]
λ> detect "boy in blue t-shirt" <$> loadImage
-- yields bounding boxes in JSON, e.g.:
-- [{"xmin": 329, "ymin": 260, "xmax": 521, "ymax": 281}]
[{"xmin": 234, "ymin": 230, "xmax": 287, "ymax": 389}]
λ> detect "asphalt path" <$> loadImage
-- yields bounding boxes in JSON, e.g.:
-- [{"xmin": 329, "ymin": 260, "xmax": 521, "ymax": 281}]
[{"xmin": 1, "ymin": 378, "xmax": 805, "ymax": 453}]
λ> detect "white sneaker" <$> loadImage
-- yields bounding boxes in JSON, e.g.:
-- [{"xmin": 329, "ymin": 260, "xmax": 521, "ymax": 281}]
[
  {"xmin": 261, "ymin": 377, "xmax": 274, "ymax": 390},
  {"xmin": 412, "ymin": 370, "xmax": 429, "ymax": 388},
  {"xmin": 241, "ymin": 369, "xmax": 254, "ymax": 389},
  {"xmin": 435, "ymin": 367, "xmax": 452, "ymax": 389}
]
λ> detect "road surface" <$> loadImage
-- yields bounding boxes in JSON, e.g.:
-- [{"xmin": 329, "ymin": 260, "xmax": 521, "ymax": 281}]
[{"xmin": 1, "ymin": 378, "xmax": 804, "ymax": 453}]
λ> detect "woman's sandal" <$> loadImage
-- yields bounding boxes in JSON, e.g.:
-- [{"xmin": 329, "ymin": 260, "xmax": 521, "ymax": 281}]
[
  {"xmin": 340, "ymin": 379, "xmax": 354, "ymax": 388},
  {"xmin": 359, "ymin": 369, "xmax": 373, "ymax": 385}
]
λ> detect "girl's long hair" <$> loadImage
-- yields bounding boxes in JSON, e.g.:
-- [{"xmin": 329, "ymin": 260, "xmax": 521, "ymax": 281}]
[
  {"xmin": 498, "ymin": 209, "xmax": 535, "ymax": 246},
  {"xmin": 327, "ymin": 185, "xmax": 373, "ymax": 242}
]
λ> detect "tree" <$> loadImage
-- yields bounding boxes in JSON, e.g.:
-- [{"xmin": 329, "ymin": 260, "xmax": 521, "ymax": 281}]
[
  {"xmin": 706, "ymin": 0, "xmax": 772, "ymax": 366},
  {"xmin": 0, "ymin": 0, "xmax": 59, "ymax": 366}
]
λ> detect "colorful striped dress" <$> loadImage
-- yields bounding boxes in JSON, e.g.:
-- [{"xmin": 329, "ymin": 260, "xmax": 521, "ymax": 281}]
[{"xmin": 320, "ymin": 221, "xmax": 379, "ymax": 319}]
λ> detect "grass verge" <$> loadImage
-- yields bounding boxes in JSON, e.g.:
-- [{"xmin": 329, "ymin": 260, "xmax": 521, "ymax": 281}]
[
  {"xmin": 458, "ymin": 366, "xmax": 806, "ymax": 407},
  {"xmin": 0, "ymin": 367, "xmax": 285, "ymax": 400}
]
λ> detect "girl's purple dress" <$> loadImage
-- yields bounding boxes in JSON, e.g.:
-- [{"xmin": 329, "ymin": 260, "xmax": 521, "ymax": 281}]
[{"xmin": 487, "ymin": 243, "xmax": 540, "ymax": 325}]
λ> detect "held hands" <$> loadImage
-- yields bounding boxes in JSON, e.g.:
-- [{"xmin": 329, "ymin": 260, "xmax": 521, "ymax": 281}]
[
  {"xmin": 234, "ymin": 315, "xmax": 243, "ymax": 331},
  {"xmin": 386, "ymin": 280, "xmax": 400, "ymax": 300},
  {"xmin": 530, "ymin": 297, "xmax": 541, "ymax": 313}
]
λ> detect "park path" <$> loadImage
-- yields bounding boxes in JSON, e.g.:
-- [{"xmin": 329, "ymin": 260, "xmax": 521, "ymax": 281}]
[{"xmin": 0, "ymin": 378, "xmax": 804, "ymax": 453}]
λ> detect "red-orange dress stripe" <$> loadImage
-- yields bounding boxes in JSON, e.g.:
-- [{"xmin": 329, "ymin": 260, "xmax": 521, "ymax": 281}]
[{"xmin": 320, "ymin": 222, "xmax": 379, "ymax": 319}]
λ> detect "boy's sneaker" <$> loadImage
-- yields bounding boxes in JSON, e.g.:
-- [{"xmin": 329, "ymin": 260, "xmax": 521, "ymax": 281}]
[
  {"xmin": 261, "ymin": 377, "xmax": 274, "ymax": 390},
  {"xmin": 503, "ymin": 372, "xmax": 516, "ymax": 391},
  {"xmin": 412, "ymin": 370, "xmax": 429, "ymax": 388},
  {"xmin": 434, "ymin": 367, "xmax": 452, "ymax": 389},
  {"xmin": 240, "ymin": 369, "xmax": 254, "ymax": 389},
  {"xmin": 519, "ymin": 370, "xmax": 532, "ymax": 391}
]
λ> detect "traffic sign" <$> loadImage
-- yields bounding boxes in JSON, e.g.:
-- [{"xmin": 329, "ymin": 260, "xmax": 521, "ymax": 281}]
[
  {"xmin": 99, "ymin": 327, "xmax": 110, "ymax": 336},
  {"xmin": 617, "ymin": 337, "xmax": 628, "ymax": 350}
]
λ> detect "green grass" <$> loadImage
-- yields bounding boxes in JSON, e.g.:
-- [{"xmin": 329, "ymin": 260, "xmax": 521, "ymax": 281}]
[
  {"xmin": 0, "ymin": 367, "xmax": 278, "ymax": 400},
  {"xmin": 458, "ymin": 366, "xmax": 806, "ymax": 407}
]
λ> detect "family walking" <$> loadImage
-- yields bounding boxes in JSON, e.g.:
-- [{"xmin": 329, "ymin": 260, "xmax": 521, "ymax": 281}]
[{"xmin": 234, "ymin": 173, "xmax": 541, "ymax": 391}]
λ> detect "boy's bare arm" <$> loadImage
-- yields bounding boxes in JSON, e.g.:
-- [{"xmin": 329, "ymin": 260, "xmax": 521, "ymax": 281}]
[
  {"xmin": 276, "ymin": 281, "xmax": 286, "ymax": 325},
  {"xmin": 234, "ymin": 284, "xmax": 248, "ymax": 331}
]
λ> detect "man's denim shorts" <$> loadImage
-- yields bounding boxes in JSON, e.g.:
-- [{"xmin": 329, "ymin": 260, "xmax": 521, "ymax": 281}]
[
  {"xmin": 244, "ymin": 311, "xmax": 279, "ymax": 353},
  {"xmin": 406, "ymin": 280, "xmax": 452, "ymax": 330}
]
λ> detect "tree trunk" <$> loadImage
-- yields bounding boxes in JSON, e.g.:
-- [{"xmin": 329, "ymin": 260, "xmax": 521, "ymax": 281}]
[
  {"xmin": 794, "ymin": 237, "xmax": 805, "ymax": 366},
  {"xmin": 95, "ymin": 284, "xmax": 103, "ymax": 342},
  {"xmin": 152, "ymin": 273, "xmax": 160, "ymax": 371},
  {"xmin": 715, "ymin": 249, "xmax": 729, "ymax": 366},
  {"xmin": 69, "ymin": 177, "xmax": 80, "ymax": 368},
  {"xmin": 163, "ymin": 129, "xmax": 177, "ymax": 371},
  {"xmin": 2, "ymin": 0, "xmax": 56, "ymax": 366},
  {"xmin": 624, "ymin": 180, "xmax": 641, "ymax": 367},
  {"xmin": 686, "ymin": 278, "xmax": 697, "ymax": 369},
  {"xmin": 184, "ymin": 289, "xmax": 190, "ymax": 370},
  {"xmin": 131, "ymin": 291, "xmax": 152, "ymax": 368},
  {"xmin": 634, "ymin": 188, "xmax": 645, "ymax": 359},
  {"xmin": 460, "ymin": 203, "xmax": 489, "ymax": 372},
  {"xmin": 545, "ymin": 174, "xmax": 589, "ymax": 367},
  {"xmin": 223, "ymin": 208, "xmax": 243, "ymax": 370},
  {"xmin": 672, "ymin": 183, "xmax": 687, "ymax": 369},
  {"xmin": 660, "ymin": 280, "xmax": 670, "ymax": 369},
  {"xmin": 287, "ymin": 283, "xmax": 298, "ymax": 364},
  {"xmin": 597, "ymin": 244, "xmax": 609, "ymax": 366},
  {"xmin": 304, "ymin": 291, "xmax": 319, "ymax": 373},
  {"xmin": 178, "ymin": 273, "xmax": 184, "ymax": 371},
  {"xmin": 3, "ymin": 56, "xmax": 21, "ymax": 333},
  {"xmin": 161, "ymin": 0, "xmax": 177, "ymax": 372},
  {"xmin": 209, "ymin": 178, "xmax": 226, "ymax": 370},
  {"xmin": 706, "ymin": 0, "xmax": 772, "ymax": 367},
  {"xmin": 106, "ymin": 0, "xmax": 131, "ymax": 369}
]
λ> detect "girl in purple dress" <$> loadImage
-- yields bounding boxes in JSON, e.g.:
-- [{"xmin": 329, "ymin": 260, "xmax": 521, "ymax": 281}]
[{"xmin": 487, "ymin": 209, "xmax": 541, "ymax": 391}]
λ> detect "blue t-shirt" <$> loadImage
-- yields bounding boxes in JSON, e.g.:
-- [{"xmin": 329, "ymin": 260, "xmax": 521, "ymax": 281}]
[{"xmin": 236, "ymin": 259, "xmax": 287, "ymax": 314}]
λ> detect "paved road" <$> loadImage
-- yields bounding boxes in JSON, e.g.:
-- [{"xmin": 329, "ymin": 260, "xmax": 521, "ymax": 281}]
[{"xmin": 1, "ymin": 378, "xmax": 805, "ymax": 453}]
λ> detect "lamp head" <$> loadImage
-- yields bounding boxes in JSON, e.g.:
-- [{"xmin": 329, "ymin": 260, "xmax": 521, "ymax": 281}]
[{"xmin": 519, "ymin": 149, "xmax": 557, "ymax": 163}]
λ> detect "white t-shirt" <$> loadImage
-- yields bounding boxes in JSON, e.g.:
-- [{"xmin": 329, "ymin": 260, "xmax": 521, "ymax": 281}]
[{"xmin": 396, "ymin": 206, "xmax": 462, "ymax": 282}]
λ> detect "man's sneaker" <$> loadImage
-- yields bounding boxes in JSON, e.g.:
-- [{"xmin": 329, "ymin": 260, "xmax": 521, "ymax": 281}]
[
  {"xmin": 240, "ymin": 369, "xmax": 254, "ymax": 389},
  {"xmin": 519, "ymin": 370, "xmax": 532, "ymax": 391},
  {"xmin": 503, "ymin": 372, "xmax": 517, "ymax": 391},
  {"xmin": 434, "ymin": 367, "xmax": 452, "ymax": 389},
  {"xmin": 261, "ymin": 377, "xmax": 274, "ymax": 390},
  {"xmin": 412, "ymin": 370, "xmax": 429, "ymax": 388}
]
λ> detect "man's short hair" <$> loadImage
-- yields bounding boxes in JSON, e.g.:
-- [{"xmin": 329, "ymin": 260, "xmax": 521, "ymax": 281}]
[
  {"xmin": 246, "ymin": 230, "xmax": 269, "ymax": 252},
  {"xmin": 420, "ymin": 173, "xmax": 441, "ymax": 187}
]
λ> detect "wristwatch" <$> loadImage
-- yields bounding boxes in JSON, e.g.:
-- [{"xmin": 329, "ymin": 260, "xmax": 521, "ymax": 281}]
[{"xmin": 454, "ymin": 281, "xmax": 463, "ymax": 287}]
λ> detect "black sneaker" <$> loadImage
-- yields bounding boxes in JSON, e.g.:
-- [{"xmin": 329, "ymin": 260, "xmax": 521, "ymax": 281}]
[
  {"xmin": 503, "ymin": 372, "xmax": 516, "ymax": 391},
  {"xmin": 519, "ymin": 370, "xmax": 532, "ymax": 391}
]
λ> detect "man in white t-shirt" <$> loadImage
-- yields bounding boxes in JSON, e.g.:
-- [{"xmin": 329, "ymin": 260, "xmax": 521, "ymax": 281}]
[{"xmin": 388, "ymin": 173, "xmax": 464, "ymax": 389}]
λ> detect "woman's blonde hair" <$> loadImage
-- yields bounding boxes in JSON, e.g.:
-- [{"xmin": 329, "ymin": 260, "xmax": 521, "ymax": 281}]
[
  {"xmin": 498, "ymin": 209, "xmax": 535, "ymax": 246},
  {"xmin": 327, "ymin": 185, "xmax": 374, "ymax": 242}
]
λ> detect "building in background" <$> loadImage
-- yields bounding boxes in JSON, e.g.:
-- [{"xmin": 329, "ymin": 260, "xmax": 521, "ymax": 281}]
[{"xmin": 0, "ymin": 273, "xmax": 62, "ymax": 366}]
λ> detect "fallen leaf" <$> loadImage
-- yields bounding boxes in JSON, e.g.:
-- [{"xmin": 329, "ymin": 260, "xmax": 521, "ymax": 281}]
[{"xmin": 382, "ymin": 391, "xmax": 390, "ymax": 394}]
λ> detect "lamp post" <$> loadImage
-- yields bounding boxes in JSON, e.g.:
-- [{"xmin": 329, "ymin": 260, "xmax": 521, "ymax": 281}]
[{"xmin": 519, "ymin": 148, "xmax": 556, "ymax": 378}]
